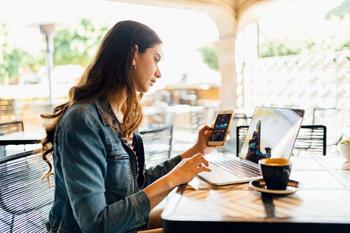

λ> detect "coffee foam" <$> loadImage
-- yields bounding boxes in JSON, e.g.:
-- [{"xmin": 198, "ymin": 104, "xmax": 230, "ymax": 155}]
[{"xmin": 259, "ymin": 158, "xmax": 291, "ymax": 166}]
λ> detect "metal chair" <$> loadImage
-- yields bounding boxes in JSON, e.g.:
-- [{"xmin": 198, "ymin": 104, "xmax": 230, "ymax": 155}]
[
  {"xmin": 189, "ymin": 106, "xmax": 206, "ymax": 133},
  {"xmin": 236, "ymin": 125, "xmax": 327, "ymax": 156},
  {"xmin": 293, "ymin": 125, "xmax": 327, "ymax": 156},
  {"xmin": 312, "ymin": 108, "xmax": 344, "ymax": 151},
  {"xmin": 0, "ymin": 149, "xmax": 54, "ymax": 233},
  {"xmin": 140, "ymin": 125, "xmax": 173, "ymax": 168},
  {"xmin": 226, "ymin": 113, "xmax": 251, "ymax": 154},
  {"xmin": 236, "ymin": 125, "xmax": 249, "ymax": 156}
]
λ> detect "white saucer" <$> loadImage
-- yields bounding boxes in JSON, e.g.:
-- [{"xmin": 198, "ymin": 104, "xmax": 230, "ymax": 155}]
[{"xmin": 249, "ymin": 178, "xmax": 299, "ymax": 195}]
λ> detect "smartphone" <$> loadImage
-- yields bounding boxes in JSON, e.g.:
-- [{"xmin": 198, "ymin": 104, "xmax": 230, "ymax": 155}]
[{"xmin": 207, "ymin": 110, "xmax": 234, "ymax": 146}]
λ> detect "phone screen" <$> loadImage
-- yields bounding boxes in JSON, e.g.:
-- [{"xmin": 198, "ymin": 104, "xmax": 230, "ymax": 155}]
[{"xmin": 209, "ymin": 113, "xmax": 232, "ymax": 142}]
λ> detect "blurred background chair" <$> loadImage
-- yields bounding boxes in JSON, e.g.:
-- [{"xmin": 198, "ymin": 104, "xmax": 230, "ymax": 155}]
[
  {"xmin": 189, "ymin": 106, "xmax": 206, "ymax": 133},
  {"xmin": 225, "ymin": 113, "xmax": 251, "ymax": 154},
  {"xmin": 312, "ymin": 108, "xmax": 344, "ymax": 153},
  {"xmin": 139, "ymin": 124, "xmax": 173, "ymax": 168},
  {"xmin": 0, "ymin": 149, "xmax": 54, "ymax": 233},
  {"xmin": 236, "ymin": 125, "xmax": 327, "ymax": 157},
  {"xmin": 0, "ymin": 121, "xmax": 24, "ymax": 136},
  {"xmin": 0, "ymin": 121, "xmax": 24, "ymax": 156},
  {"xmin": 293, "ymin": 125, "xmax": 327, "ymax": 156},
  {"xmin": 236, "ymin": 125, "xmax": 249, "ymax": 156}
]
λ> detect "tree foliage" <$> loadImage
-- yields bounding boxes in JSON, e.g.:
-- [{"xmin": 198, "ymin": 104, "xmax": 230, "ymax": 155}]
[
  {"xmin": 0, "ymin": 19, "xmax": 108, "ymax": 84},
  {"xmin": 260, "ymin": 42, "xmax": 300, "ymax": 58},
  {"xmin": 53, "ymin": 18, "xmax": 108, "ymax": 66},
  {"xmin": 0, "ymin": 24, "xmax": 44, "ymax": 84},
  {"xmin": 326, "ymin": 0, "xmax": 350, "ymax": 19},
  {"xmin": 198, "ymin": 46, "xmax": 218, "ymax": 70}
]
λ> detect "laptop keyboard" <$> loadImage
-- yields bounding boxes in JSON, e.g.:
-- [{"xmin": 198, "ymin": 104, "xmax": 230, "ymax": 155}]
[{"xmin": 210, "ymin": 159, "xmax": 261, "ymax": 178}]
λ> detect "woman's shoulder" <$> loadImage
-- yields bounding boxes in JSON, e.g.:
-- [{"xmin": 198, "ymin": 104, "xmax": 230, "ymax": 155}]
[
  {"xmin": 60, "ymin": 102, "xmax": 101, "ymax": 128},
  {"xmin": 66, "ymin": 102, "xmax": 98, "ymax": 118},
  {"xmin": 69, "ymin": 102, "xmax": 97, "ymax": 113}
]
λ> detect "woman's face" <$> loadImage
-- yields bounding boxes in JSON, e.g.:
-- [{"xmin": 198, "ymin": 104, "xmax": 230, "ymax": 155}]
[{"xmin": 132, "ymin": 43, "xmax": 162, "ymax": 93}]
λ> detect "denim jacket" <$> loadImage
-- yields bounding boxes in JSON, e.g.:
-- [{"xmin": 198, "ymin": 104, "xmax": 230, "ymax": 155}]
[{"xmin": 47, "ymin": 97, "xmax": 181, "ymax": 233}]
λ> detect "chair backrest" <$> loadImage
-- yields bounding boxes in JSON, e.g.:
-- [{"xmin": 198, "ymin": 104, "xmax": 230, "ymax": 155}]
[
  {"xmin": 312, "ymin": 108, "xmax": 344, "ymax": 146},
  {"xmin": 0, "ymin": 149, "xmax": 54, "ymax": 233},
  {"xmin": 0, "ymin": 99, "xmax": 15, "ymax": 121},
  {"xmin": 236, "ymin": 125, "xmax": 249, "ymax": 156},
  {"xmin": 293, "ymin": 125, "xmax": 327, "ymax": 156},
  {"xmin": 233, "ymin": 113, "xmax": 251, "ymax": 126},
  {"xmin": 189, "ymin": 106, "xmax": 206, "ymax": 133},
  {"xmin": 0, "ymin": 121, "xmax": 24, "ymax": 135},
  {"xmin": 218, "ymin": 113, "xmax": 252, "ymax": 154},
  {"xmin": 139, "ymin": 125, "xmax": 173, "ymax": 168},
  {"xmin": 236, "ymin": 125, "xmax": 327, "ymax": 156}
]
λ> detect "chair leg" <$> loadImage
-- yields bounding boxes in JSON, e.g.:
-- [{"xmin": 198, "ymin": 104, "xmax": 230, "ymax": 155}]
[
  {"xmin": 10, "ymin": 214, "xmax": 14, "ymax": 233},
  {"xmin": 0, "ymin": 146, "xmax": 6, "ymax": 157}
]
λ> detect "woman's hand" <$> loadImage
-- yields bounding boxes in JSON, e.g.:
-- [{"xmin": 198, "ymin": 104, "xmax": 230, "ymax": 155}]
[
  {"xmin": 195, "ymin": 125, "xmax": 215, "ymax": 154},
  {"xmin": 143, "ymin": 153, "xmax": 210, "ymax": 208},
  {"xmin": 167, "ymin": 153, "xmax": 210, "ymax": 187},
  {"xmin": 181, "ymin": 125, "xmax": 215, "ymax": 159}
]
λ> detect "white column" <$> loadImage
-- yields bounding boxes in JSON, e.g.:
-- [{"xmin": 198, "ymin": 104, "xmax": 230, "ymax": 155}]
[{"xmin": 215, "ymin": 35, "xmax": 237, "ymax": 110}]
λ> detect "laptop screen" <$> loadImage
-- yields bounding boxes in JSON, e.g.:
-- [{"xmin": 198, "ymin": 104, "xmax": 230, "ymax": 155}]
[{"xmin": 239, "ymin": 107, "xmax": 304, "ymax": 163}]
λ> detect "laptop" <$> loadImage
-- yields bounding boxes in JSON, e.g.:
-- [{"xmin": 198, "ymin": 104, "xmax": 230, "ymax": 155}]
[{"xmin": 198, "ymin": 107, "xmax": 305, "ymax": 186}]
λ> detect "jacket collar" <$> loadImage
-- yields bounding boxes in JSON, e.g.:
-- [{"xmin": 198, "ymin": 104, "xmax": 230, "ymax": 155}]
[{"xmin": 94, "ymin": 96, "xmax": 115, "ymax": 127}]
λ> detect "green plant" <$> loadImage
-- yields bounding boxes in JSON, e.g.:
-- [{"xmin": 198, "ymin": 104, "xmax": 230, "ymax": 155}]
[
  {"xmin": 0, "ymin": 24, "xmax": 44, "ymax": 84},
  {"xmin": 53, "ymin": 18, "xmax": 108, "ymax": 66},
  {"xmin": 340, "ymin": 137, "xmax": 350, "ymax": 145},
  {"xmin": 260, "ymin": 42, "xmax": 300, "ymax": 58},
  {"xmin": 198, "ymin": 46, "xmax": 218, "ymax": 70}
]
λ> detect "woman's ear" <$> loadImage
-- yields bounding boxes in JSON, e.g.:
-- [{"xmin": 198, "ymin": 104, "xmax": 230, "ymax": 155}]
[{"xmin": 132, "ymin": 45, "xmax": 139, "ymax": 67}]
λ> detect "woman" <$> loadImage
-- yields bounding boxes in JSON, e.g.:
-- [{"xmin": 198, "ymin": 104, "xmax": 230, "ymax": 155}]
[{"xmin": 41, "ymin": 20, "xmax": 213, "ymax": 233}]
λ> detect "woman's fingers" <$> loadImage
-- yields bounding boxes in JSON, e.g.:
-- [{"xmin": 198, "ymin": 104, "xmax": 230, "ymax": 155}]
[
  {"xmin": 192, "ymin": 153, "xmax": 208, "ymax": 164},
  {"xmin": 197, "ymin": 162, "xmax": 211, "ymax": 172},
  {"xmin": 192, "ymin": 153, "xmax": 203, "ymax": 160},
  {"xmin": 196, "ymin": 155, "xmax": 209, "ymax": 167},
  {"xmin": 201, "ymin": 166, "xmax": 211, "ymax": 172},
  {"xmin": 171, "ymin": 153, "xmax": 211, "ymax": 185},
  {"xmin": 199, "ymin": 125, "xmax": 212, "ymax": 134},
  {"xmin": 199, "ymin": 159, "xmax": 210, "ymax": 172},
  {"xmin": 190, "ymin": 153, "xmax": 210, "ymax": 172},
  {"xmin": 192, "ymin": 153, "xmax": 203, "ymax": 161}
]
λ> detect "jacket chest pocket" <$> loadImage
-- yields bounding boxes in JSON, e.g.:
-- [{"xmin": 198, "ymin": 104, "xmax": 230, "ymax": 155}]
[{"xmin": 106, "ymin": 152, "xmax": 133, "ymax": 192}]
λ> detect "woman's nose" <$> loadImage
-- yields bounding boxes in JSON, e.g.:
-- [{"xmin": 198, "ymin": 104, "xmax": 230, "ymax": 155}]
[{"xmin": 155, "ymin": 68, "xmax": 161, "ymax": 78}]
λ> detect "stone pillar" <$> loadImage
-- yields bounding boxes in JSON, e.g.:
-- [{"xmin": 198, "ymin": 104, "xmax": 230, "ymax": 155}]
[
  {"xmin": 215, "ymin": 35, "xmax": 237, "ymax": 110},
  {"xmin": 205, "ymin": 3, "xmax": 237, "ymax": 110}
]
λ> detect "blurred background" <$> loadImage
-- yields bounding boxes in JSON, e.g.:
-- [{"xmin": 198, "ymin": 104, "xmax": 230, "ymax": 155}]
[{"xmin": 1, "ymin": 0, "xmax": 350, "ymax": 155}]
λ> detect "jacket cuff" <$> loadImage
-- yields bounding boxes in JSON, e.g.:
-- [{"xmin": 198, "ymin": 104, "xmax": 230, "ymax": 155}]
[
  {"xmin": 131, "ymin": 190, "xmax": 151, "ymax": 227},
  {"xmin": 169, "ymin": 154, "xmax": 182, "ymax": 166}
]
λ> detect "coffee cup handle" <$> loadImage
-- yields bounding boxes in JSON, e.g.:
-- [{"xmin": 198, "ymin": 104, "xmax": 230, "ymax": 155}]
[{"xmin": 283, "ymin": 169, "xmax": 290, "ymax": 179}]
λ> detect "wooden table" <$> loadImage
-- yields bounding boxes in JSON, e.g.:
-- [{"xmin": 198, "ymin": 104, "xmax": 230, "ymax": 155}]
[{"xmin": 162, "ymin": 155, "xmax": 350, "ymax": 233}]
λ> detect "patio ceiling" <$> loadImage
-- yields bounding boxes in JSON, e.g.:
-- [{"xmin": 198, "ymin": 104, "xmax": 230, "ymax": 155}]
[{"xmin": 112, "ymin": 0, "xmax": 262, "ymax": 37}]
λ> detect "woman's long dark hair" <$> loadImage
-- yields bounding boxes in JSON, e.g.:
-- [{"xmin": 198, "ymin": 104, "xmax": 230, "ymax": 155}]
[{"xmin": 41, "ymin": 20, "xmax": 162, "ymax": 179}]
